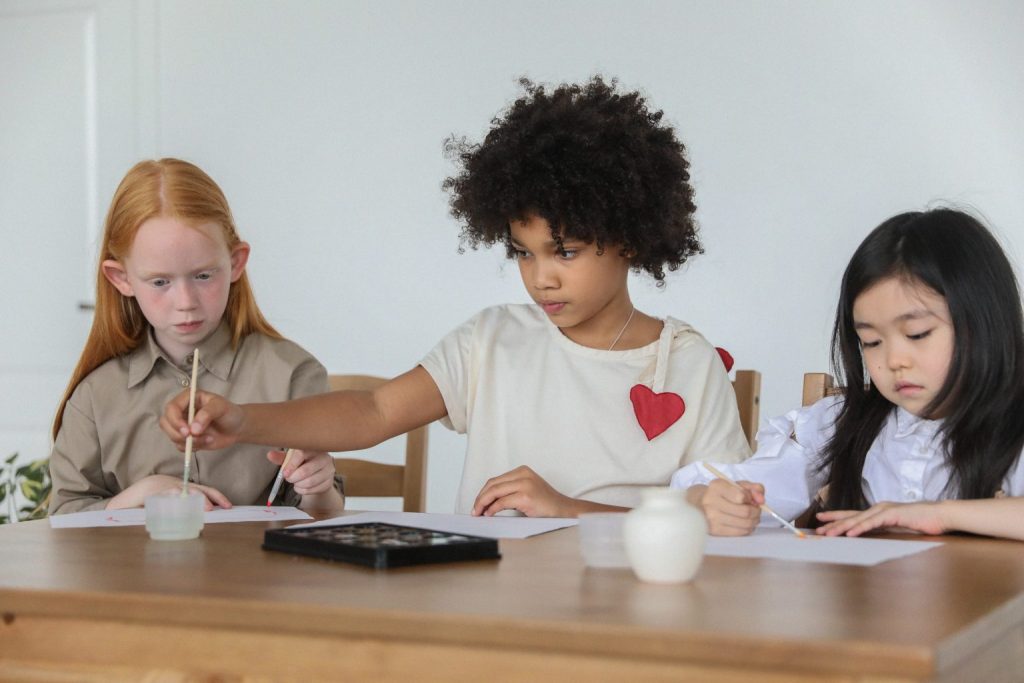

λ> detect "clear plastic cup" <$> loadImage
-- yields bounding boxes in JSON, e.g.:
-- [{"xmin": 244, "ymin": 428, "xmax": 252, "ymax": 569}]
[
  {"xmin": 144, "ymin": 489, "xmax": 204, "ymax": 540},
  {"xmin": 578, "ymin": 512, "xmax": 630, "ymax": 568}
]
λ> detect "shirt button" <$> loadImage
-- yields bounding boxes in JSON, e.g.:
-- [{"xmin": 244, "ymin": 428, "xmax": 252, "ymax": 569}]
[
  {"xmin": 181, "ymin": 377, "xmax": 190, "ymax": 387},
  {"xmin": 905, "ymin": 490, "xmax": 920, "ymax": 501}
]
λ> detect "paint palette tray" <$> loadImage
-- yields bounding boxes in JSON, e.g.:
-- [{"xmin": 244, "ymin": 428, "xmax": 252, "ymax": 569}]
[{"xmin": 262, "ymin": 522, "xmax": 501, "ymax": 569}]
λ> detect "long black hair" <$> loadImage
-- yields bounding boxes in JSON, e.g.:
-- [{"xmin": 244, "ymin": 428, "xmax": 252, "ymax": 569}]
[{"xmin": 819, "ymin": 208, "xmax": 1024, "ymax": 512}]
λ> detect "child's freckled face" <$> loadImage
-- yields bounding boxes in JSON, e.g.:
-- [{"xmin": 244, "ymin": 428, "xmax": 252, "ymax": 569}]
[
  {"xmin": 853, "ymin": 277, "xmax": 955, "ymax": 418},
  {"xmin": 104, "ymin": 217, "xmax": 247, "ymax": 364},
  {"xmin": 509, "ymin": 214, "xmax": 632, "ymax": 343}
]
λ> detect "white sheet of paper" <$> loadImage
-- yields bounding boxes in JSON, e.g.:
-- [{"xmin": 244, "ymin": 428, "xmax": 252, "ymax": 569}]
[
  {"xmin": 705, "ymin": 528, "xmax": 942, "ymax": 566},
  {"xmin": 288, "ymin": 511, "xmax": 578, "ymax": 539},
  {"xmin": 48, "ymin": 505, "xmax": 312, "ymax": 529}
]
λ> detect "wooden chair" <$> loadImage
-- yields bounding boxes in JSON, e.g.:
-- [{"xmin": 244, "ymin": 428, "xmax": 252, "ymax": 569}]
[
  {"xmin": 802, "ymin": 372, "xmax": 841, "ymax": 406},
  {"xmin": 327, "ymin": 374, "xmax": 428, "ymax": 512},
  {"xmin": 795, "ymin": 372, "xmax": 844, "ymax": 528},
  {"xmin": 732, "ymin": 369, "xmax": 761, "ymax": 451}
]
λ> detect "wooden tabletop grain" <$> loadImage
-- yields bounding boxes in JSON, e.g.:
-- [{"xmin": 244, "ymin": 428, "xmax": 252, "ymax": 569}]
[{"xmin": 1, "ymin": 515, "xmax": 1022, "ymax": 682}]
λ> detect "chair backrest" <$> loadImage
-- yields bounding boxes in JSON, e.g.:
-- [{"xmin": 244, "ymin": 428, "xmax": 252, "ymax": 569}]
[
  {"xmin": 802, "ymin": 372, "xmax": 841, "ymax": 406},
  {"xmin": 327, "ymin": 374, "xmax": 428, "ymax": 512},
  {"xmin": 732, "ymin": 369, "xmax": 761, "ymax": 451}
]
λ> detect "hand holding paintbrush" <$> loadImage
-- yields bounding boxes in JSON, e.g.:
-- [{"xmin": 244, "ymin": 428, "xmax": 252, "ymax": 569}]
[{"xmin": 701, "ymin": 463, "xmax": 806, "ymax": 538}]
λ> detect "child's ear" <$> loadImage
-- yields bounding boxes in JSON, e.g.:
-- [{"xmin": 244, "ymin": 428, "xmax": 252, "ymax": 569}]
[
  {"xmin": 229, "ymin": 242, "xmax": 251, "ymax": 282},
  {"xmin": 101, "ymin": 259, "xmax": 134, "ymax": 296}
]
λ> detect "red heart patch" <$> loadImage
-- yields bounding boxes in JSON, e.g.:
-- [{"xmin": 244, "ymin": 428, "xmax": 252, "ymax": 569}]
[
  {"xmin": 629, "ymin": 384, "xmax": 685, "ymax": 441},
  {"xmin": 715, "ymin": 347, "xmax": 734, "ymax": 372}
]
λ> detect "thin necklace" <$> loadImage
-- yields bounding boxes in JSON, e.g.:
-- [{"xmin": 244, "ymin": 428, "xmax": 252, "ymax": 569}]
[{"xmin": 607, "ymin": 306, "xmax": 636, "ymax": 351}]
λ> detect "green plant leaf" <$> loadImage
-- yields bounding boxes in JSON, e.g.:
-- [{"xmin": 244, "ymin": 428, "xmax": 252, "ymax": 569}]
[
  {"xmin": 17, "ymin": 459, "xmax": 48, "ymax": 475},
  {"xmin": 19, "ymin": 502, "xmax": 48, "ymax": 521},
  {"xmin": 17, "ymin": 464, "xmax": 39, "ymax": 479},
  {"xmin": 20, "ymin": 478, "xmax": 44, "ymax": 500},
  {"xmin": 1, "ymin": 455, "xmax": 52, "ymax": 524},
  {"xmin": 17, "ymin": 469, "xmax": 43, "ymax": 485}
]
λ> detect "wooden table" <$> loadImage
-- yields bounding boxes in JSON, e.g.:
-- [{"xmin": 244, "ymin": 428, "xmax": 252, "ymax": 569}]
[{"xmin": 1, "ymin": 516, "xmax": 1022, "ymax": 682}]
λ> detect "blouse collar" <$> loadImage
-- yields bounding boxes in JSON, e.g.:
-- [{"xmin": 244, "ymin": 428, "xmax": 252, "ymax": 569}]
[
  {"xmin": 893, "ymin": 406, "xmax": 943, "ymax": 440},
  {"xmin": 127, "ymin": 321, "xmax": 234, "ymax": 388}
]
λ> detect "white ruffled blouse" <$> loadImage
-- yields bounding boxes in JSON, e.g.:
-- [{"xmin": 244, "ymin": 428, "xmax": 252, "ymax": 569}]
[{"xmin": 670, "ymin": 396, "xmax": 1024, "ymax": 523}]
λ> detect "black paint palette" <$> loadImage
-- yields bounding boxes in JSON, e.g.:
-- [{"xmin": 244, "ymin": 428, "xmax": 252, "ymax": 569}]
[{"xmin": 262, "ymin": 522, "xmax": 501, "ymax": 569}]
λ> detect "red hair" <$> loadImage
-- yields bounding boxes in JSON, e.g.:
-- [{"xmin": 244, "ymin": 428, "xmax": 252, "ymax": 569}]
[{"xmin": 53, "ymin": 158, "xmax": 281, "ymax": 438}]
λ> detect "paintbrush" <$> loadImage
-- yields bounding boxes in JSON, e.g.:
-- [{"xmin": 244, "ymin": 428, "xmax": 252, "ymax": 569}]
[
  {"xmin": 266, "ymin": 449, "xmax": 295, "ymax": 506},
  {"xmin": 702, "ymin": 462, "xmax": 806, "ymax": 538},
  {"xmin": 181, "ymin": 348, "xmax": 200, "ymax": 496}
]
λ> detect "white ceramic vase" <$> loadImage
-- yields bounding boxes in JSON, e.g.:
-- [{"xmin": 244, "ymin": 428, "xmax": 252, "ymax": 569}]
[{"xmin": 623, "ymin": 487, "xmax": 707, "ymax": 583}]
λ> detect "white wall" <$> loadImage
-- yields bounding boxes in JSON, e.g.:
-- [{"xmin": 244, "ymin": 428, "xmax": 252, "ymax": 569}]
[{"xmin": 4, "ymin": 0, "xmax": 1023, "ymax": 512}]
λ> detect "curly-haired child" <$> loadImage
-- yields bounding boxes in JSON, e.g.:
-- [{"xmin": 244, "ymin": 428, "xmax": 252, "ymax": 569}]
[{"xmin": 161, "ymin": 77, "xmax": 751, "ymax": 517}]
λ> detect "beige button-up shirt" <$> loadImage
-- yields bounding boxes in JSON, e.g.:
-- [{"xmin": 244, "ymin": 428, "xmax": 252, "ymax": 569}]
[{"xmin": 50, "ymin": 323, "xmax": 333, "ymax": 514}]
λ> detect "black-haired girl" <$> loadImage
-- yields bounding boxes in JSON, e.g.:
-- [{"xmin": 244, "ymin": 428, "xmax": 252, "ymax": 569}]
[{"xmin": 673, "ymin": 208, "xmax": 1024, "ymax": 540}]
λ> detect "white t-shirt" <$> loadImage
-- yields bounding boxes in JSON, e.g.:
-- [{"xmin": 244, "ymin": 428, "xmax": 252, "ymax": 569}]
[
  {"xmin": 670, "ymin": 396, "xmax": 1024, "ymax": 523},
  {"xmin": 421, "ymin": 304, "xmax": 751, "ymax": 513}
]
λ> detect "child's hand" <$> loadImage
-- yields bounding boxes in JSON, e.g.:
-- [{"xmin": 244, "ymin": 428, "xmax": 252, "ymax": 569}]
[
  {"xmin": 160, "ymin": 389, "xmax": 244, "ymax": 451},
  {"xmin": 472, "ymin": 466, "xmax": 577, "ymax": 518},
  {"xmin": 267, "ymin": 449, "xmax": 336, "ymax": 495},
  {"xmin": 693, "ymin": 478, "xmax": 765, "ymax": 536},
  {"xmin": 269, "ymin": 450, "xmax": 345, "ymax": 514},
  {"xmin": 815, "ymin": 502, "xmax": 948, "ymax": 537},
  {"xmin": 105, "ymin": 474, "xmax": 232, "ymax": 511}
]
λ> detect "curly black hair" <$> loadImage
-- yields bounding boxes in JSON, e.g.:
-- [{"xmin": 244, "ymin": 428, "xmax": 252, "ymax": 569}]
[{"xmin": 442, "ymin": 76, "xmax": 702, "ymax": 283}]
